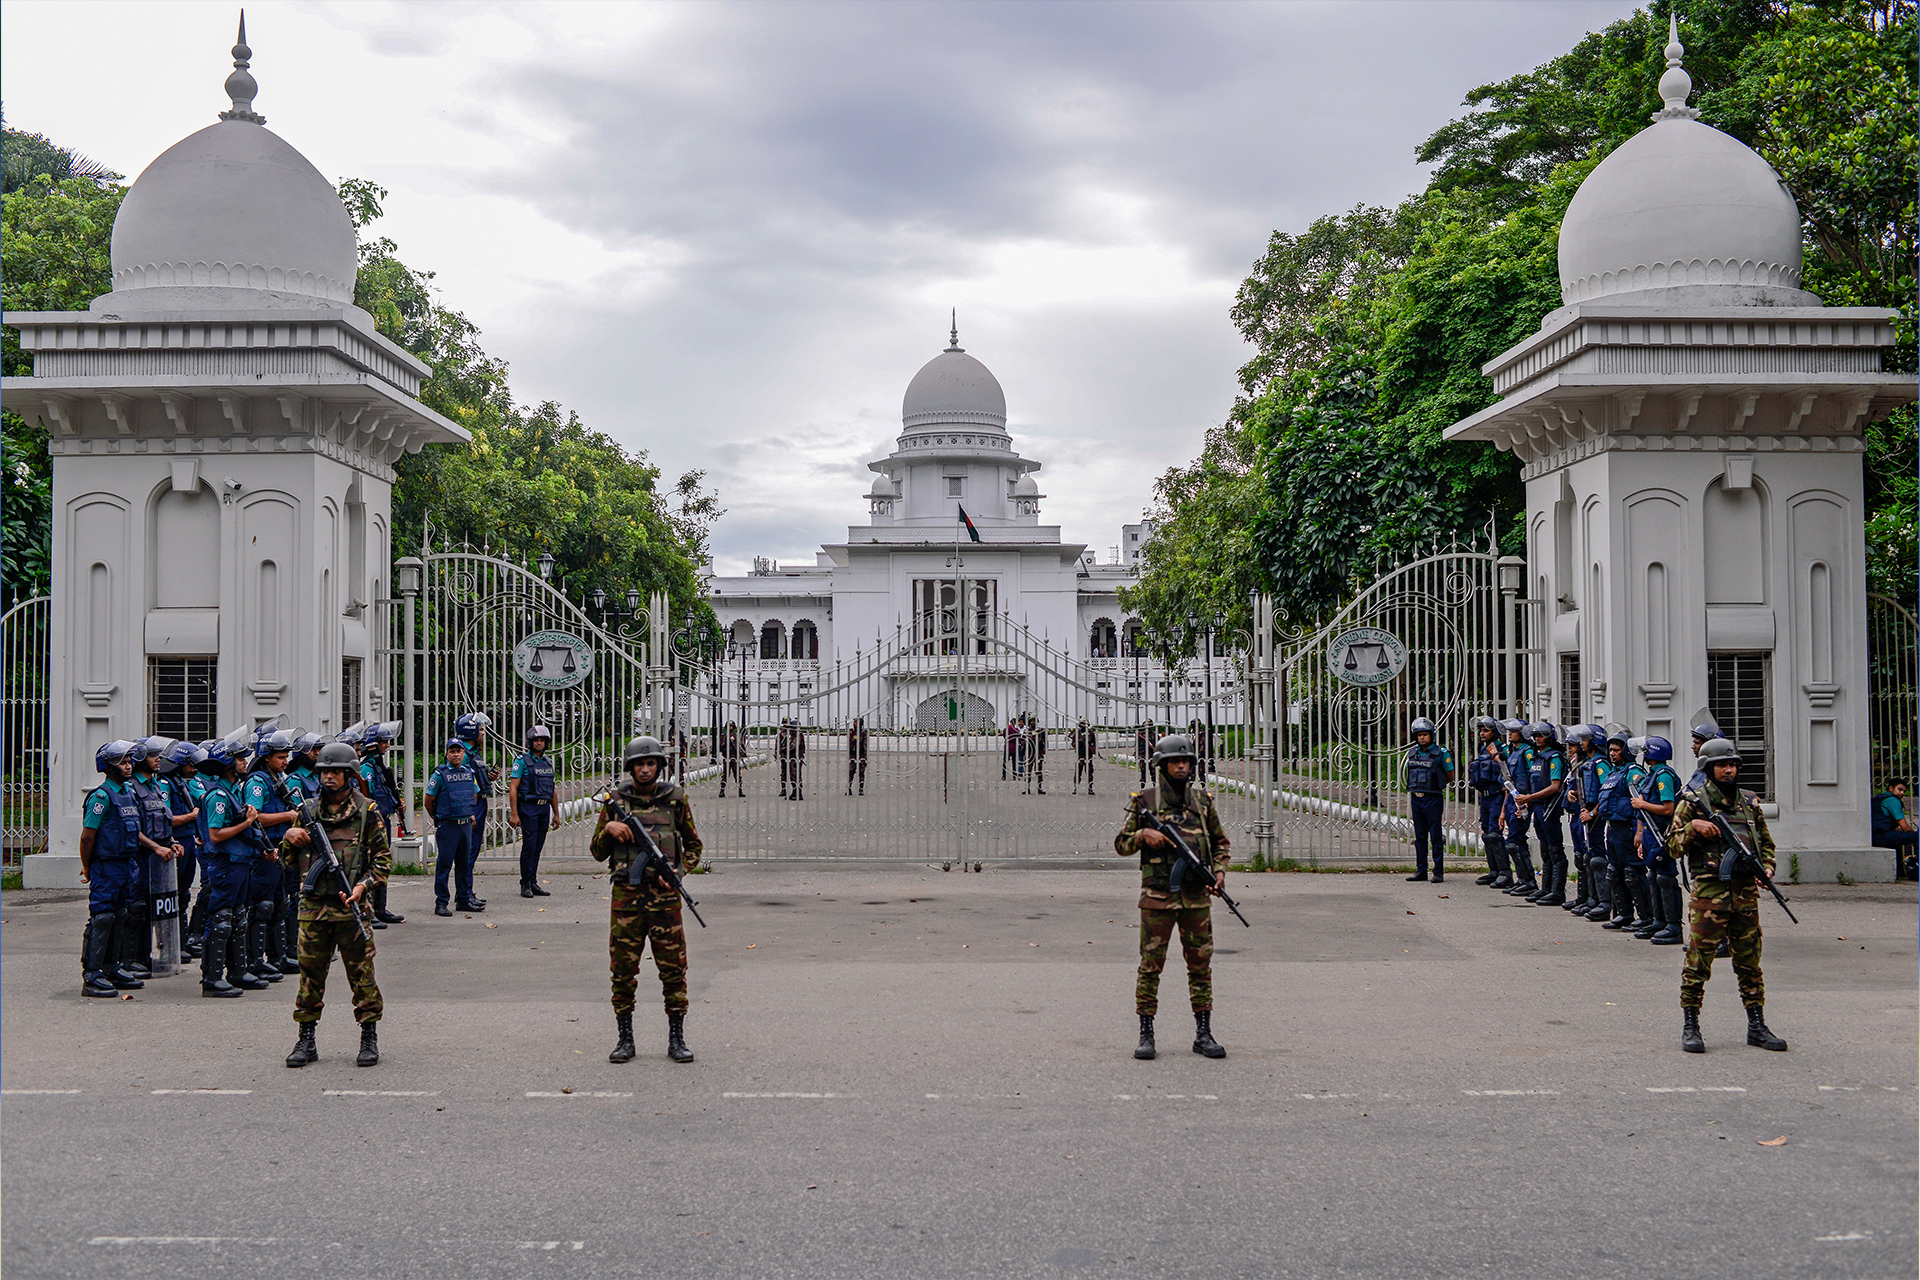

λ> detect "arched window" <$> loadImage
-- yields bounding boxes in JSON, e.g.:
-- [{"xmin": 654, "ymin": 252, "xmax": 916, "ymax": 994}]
[
  {"xmin": 791, "ymin": 620, "xmax": 819, "ymax": 660},
  {"xmin": 728, "ymin": 619, "xmax": 755, "ymax": 652},
  {"xmin": 1089, "ymin": 617, "xmax": 1116, "ymax": 659},
  {"xmin": 760, "ymin": 620, "xmax": 786, "ymax": 660}
]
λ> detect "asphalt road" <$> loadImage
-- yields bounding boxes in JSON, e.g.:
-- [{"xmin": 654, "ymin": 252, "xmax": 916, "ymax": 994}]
[{"xmin": 3, "ymin": 866, "xmax": 1913, "ymax": 1280}]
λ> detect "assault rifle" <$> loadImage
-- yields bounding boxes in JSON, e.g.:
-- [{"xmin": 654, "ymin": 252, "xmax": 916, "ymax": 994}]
[
  {"xmin": 1134, "ymin": 806, "xmax": 1249, "ymax": 928},
  {"xmin": 599, "ymin": 791, "xmax": 707, "ymax": 928},
  {"xmin": 1682, "ymin": 789, "xmax": 1798, "ymax": 923},
  {"xmin": 298, "ymin": 804, "xmax": 371, "ymax": 941}
]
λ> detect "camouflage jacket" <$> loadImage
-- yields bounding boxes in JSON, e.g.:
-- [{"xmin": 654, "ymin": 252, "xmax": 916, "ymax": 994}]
[
  {"xmin": 1115, "ymin": 781, "xmax": 1231, "ymax": 909},
  {"xmin": 1669, "ymin": 780, "xmax": 1775, "ymax": 890},
  {"xmin": 591, "ymin": 778, "xmax": 703, "ymax": 902},
  {"xmin": 296, "ymin": 789, "xmax": 390, "ymax": 923}
]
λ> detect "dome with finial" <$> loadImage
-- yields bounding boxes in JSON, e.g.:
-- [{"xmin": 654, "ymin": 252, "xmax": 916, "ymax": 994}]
[
  {"xmin": 103, "ymin": 13, "xmax": 360, "ymax": 310},
  {"xmin": 1555, "ymin": 14, "xmax": 1809, "ymax": 308},
  {"xmin": 901, "ymin": 313, "xmax": 1008, "ymax": 434}
]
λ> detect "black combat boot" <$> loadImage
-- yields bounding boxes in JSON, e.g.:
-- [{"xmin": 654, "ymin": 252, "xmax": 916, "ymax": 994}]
[
  {"xmin": 1681, "ymin": 1007, "xmax": 1704, "ymax": 1053},
  {"xmin": 229, "ymin": 909, "xmax": 269, "ymax": 990},
  {"xmin": 356, "ymin": 1021, "xmax": 380, "ymax": 1067},
  {"xmin": 104, "ymin": 912, "xmax": 145, "ymax": 989},
  {"xmin": 1192, "ymin": 1011, "xmax": 1226, "ymax": 1059},
  {"xmin": 286, "ymin": 1022, "xmax": 319, "ymax": 1067},
  {"xmin": 265, "ymin": 906, "xmax": 296, "ymax": 975},
  {"xmin": 84, "ymin": 913, "xmax": 121, "ymax": 997},
  {"xmin": 251, "ymin": 910, "xmax": 284, "ymax": 982},
  {"xmin": 1134, "ymin": 1014, "xmax": 1156, "ymax": 1060},
  {"xmin": 118, "ymin": 907, "xmax": 151, "ymax": 979},
  {"xmin": 667, "ymin": 1013, "xmax": 694, "ymax": 1063},
  {"xmin": 1566, "ymin": 856, "xmax": 1590, "ymax": 911},
  {"xmin": 1534, "ymin": 860, "xmax": 1567, "ymax": 906},
  {"xmin": 199, "ymin": 910, "xmax": 241, "ymax": 997},
  {"xmin": 1744, "ymin": 1005, "xmax": 1786, "ymax": 1051},
  {"xmin": 1650, "ymin": 877, "xmax": 1683, "ymax": 945},
  {"xmin": 609, "ymin": 1011, "xmax": 636, "ymax": 1063}
]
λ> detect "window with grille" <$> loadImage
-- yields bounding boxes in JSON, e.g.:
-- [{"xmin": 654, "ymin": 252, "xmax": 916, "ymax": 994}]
[
  {"xmin": 1707, "ymin": 652, "xmax": 1773, "ymax": 798},
  {"xmin": 148, "ymin": 658, "xmax": 217, "ymax": 743},
  {"xmin": 340, "ymin": 659, "xmax": 363, "ymax": 728},
  {"xmin": 1558, "ymin": 653, "xmax": 1583, "ymax": 726}
]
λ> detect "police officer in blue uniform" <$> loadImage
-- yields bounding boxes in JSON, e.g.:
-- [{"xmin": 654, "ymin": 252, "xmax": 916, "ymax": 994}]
[
  {"xmin": 359, "ymin": 722, "xmax": 407, "ymax": 926},
  {"xmin": 1571, "ymin": 725, "xmax": 1613, "ymax": 920},
  {"xmin": 149, "ymin": 738, "xmax": 205, "ymax": 964},
  {"xmin": 1597, "ymin": 735, "xmax": 1652, "ymax": 932},
  {"xmin": 508, "ymin": 724, "xmax": 557, "ymax": 897},
  {"xmin": 242, "ymin": 728, "xmax": 302, "ymax": 980},
  {"xmin": 426, "ymin": 737, "xmax": 484, "ymax": 916},
  {"xmin": 453, "ymin": 712, "xmax": 496, "ymax": 908},
  {"xmin": 1403, "ymin": 717, "xmax": 1455, "ymax": 883},
  {"xmin": 80, "ymin": 742, "xmax": 154, "ymax": 996},
  {"xmin": 200, "ymin": 734, "xmax": 267, "ymax": 995},
  {"xmin": 1562, "ymin": 726, "xmax": 1599, "ymax": 913},
  {"xmin": 1516, "ymin": 722, "xmax": 1568, "ymax": 905},
  {"xmin": 1467, "ymin": 717, "xmax": 1514, "ymax": 888},
  {"xmin": 1632, "ymin": 736, "xmax": 1684, "ymax": 944},
  {"xmin": 1499, "ymin": 720, "xmax": 1539, "ymax": 895},
  {"xmin": 124, "ymin": 738, "xmax": 186, "ymax": 977}
]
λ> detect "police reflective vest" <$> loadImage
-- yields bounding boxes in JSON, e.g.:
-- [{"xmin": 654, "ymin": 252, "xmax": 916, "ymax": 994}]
[
  {"xmin": 362, "ymin": 757, "xmax": 399, "ymax": 817},
  {"xmin": 517, "ymin": 754, "xmax": 555, "ymax": 805},
  {"xmin": 1596, "ymin": 761, "xmax": 1636, "ymax": 820},
  {"xmin": 433, "ymin": 763, "xmax": 479, "ymax": 819},
  {"xmin": 1467, "ymin": 746, "xmax": 1504, "ymax": 793},
  {"xmin": 89, "ymin": 781, "xmax": 143, "ymax": 860},
  {"xmin": 1528, "ymin": 748, "xmax": 1565, "ymax": 815},
  {"xmin": 1406, "ymin": 746, "xmax": 1446, "ymax": 794}
]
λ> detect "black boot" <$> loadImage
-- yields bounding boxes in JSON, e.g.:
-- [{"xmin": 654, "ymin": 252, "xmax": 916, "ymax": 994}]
[
  {"xmin": 229, "ymin": 908, "xmax": 269, "ymax": 990},
  {"xmin": 251, "ymin": 908, "xmax": 284, "ymax": 982},
  {"xmin": 1745, "ymin": 1005, "xmax": 1787, "ymax": 1051},
  {"xmin": 84, "ymin": 913, "xmax": 121, "ymax": 996},
  {"xmin": 357, "ymin": 1021, "xmax": 380, "ymax": 1067},
  {"xmin": 1567, "ymin": 855, "xmax": 1590, "ymax": 911},
  {"xmin": 117, "ymin": 907, "xmax": 150, "ymax": 979},
  {"xmin": 609, "ymin": 1012, "xmax": 636, "ymax": 1063},
  {"xmin": 668, "ymin": 1013, "xmax": 694, "ymax": 1062},
  {"xmin": 1192, "ymin": 1010, "xmax": 1226, "ymax": 1059},
  {"xmin": 1651, "ymin": 877, "xmax": 1684, "ymax": 945},
  {"xmin": 1681, "ymin": 1007, "xmax": 1704, "ymax": 1053},
  {"xmin": 1134, "ymin": 1014, "xmax": 1156, "ymax": 1060},
  {"xmin": 199, "ymin": 909, "xmax": 241, "ymax": 997},
  {"xmin": 126, "ymin": 902, "xmax": 153, "ymax": 977},
  {"xmin": 1537, "ymin": 860, "xmax": 1566, "ymax": 906},
  {"xmin": 265, "ymin": 903, "xmax": 297, "ymax": 975},
  {"xmin": 286, "ymin": 1022, "xmax": 319, "ymax": 1067},
  {"xmin": 104, "ymin": 911, "xmax": 145, "ymax": 988}
]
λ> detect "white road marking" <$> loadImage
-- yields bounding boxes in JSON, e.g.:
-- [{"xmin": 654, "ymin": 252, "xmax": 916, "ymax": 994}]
[
  {"xmin": 2, "ymin": 1089, "xmax": 82, "ymax": 1095},
  {"xmin": 515, "ymin": 1241, "xmax": 586, "ymax": 1250},
  {"xmin": 150, "ymin": 1089, "xmax": 251, "ymax": 1095},
  {"xmin": 1297, "ymin": 1093, "xmax": 1360, "ymax": 1099},
  {"xmin": 1819, "ymin": 1085, "xmax": 1863, "ymax": 1092},
  {"xmin": 1462, "ymin": 1090, "xmax": 1559, "ymax": 1097},
  {"xmin": 1814, "ymin": 1231, "xmax": 1873, "ymax": 1242},
  {"xmin": 721, "ymin": 1091, "xmax": 848, "ymax": 1099},
  {"xmin": 1647, "ymin": 1086, "xmax": 1746, "ymax": 1093},
  {"xmin": 322, "ymin": 1090, "xmax": 440, "ymax": 1097},
  {"xmin": 525, "ymin": 1091, "xmax": 631, "ymax": 1098},
  {"xmin": 90, "ymin": 1237, "xmax": 277, "ymax": 1245}
]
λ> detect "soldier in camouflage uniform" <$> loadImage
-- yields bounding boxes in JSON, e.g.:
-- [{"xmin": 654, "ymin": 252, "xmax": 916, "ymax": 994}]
[
  {"xmin": 1114, "ymin": 733, "xmax": 1230, "ymax": 1061},
  {"xmin": 592, "ymin": 736, "xmax": 704, "ymax": 1064},
  {"xmin": 1668, "ymin": 737, "xmax": 1788, "ymax": 1054},
  {"xmin": 281, "ymin": 742, "xmax": 391, "ymax": 1069}
]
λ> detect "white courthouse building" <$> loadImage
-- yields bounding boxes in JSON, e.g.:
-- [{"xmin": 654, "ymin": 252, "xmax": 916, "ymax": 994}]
[{"xmin": 707, "ymin": 327, "xmax": 1180, "ymax": 728}]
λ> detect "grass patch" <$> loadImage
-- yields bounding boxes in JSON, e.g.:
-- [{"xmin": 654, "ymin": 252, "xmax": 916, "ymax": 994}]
[
  {"xmin": 390, "ymin": 861, "xmax": 426, "ymax": 877},
  {"xmin": 1835, "ymin": 870, "xmax": 1856, "ymax": 886},
  {"xmin": 1789, "ymin": 853, "xmax": 1801, "ymax": 884},
  {"xmin": 1, "ymin": 868, "xmax": 21, "ymax": 891}
]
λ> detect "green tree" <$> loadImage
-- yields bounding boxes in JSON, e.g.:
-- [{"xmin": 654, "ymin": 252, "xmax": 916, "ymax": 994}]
[{"xmin": 1, "ymin": 122, "xmax": 121, "ymax": 195}]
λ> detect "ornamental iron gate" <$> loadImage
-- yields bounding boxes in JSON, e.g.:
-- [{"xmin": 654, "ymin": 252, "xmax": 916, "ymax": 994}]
[{"xmin": 1, "ymin": 590, "xmax": 51, "ymax": 866}]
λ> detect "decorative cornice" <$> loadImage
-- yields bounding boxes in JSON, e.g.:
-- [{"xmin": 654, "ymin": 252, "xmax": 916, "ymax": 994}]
[{"xmin": 1560, "ymin": 258, "xmax": 1800, "ymax": 306}]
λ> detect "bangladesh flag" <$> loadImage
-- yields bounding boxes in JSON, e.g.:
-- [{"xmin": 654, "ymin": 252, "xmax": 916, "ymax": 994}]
[{"xmin": 957, "ymin": 505, "xmax": 982, "ymax": 542}]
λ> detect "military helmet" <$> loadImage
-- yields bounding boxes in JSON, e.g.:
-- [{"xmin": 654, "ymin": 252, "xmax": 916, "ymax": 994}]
[
  {"xmin": 1151, "ymin": 733, "xmax": 1198, "ymax": 768},
  {"xmin": 1697, "ymin": 737, "xmax": 1741, "ymax": 766},
  {"xmin": 1409, "ymin": 716, "xmax": 1437, "ymax": 737},
  {"xmin": 623, "ymin": 735, "xmax": 669, "ymax": 771},
  {"xmin": 95, "ymin": 740, "xmax": 138, "ymax": 772},
  {"xmin": 316, "ymin": 742, "xmax": 360, "ymax": 769},
  {"xmin": 527, "ymin": 723, "xmax": 553, "ymax": 747}
]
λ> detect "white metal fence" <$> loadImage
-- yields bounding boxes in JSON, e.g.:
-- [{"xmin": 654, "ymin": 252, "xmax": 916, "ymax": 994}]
[{"xmin": 1, "ymin": 590, "xmax": 50, "ymax": 867}]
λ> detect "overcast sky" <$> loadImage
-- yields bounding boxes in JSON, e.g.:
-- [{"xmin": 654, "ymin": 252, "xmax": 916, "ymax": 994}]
[{"xmin": 3, "ymin": 0, "xmax": 1638, "ymax": 574}]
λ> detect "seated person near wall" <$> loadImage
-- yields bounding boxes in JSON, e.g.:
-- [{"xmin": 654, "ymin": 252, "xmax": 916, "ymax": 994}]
[{"xmin": 1871, "ymin": 781, "xmax": 1917, "ymax": 880}]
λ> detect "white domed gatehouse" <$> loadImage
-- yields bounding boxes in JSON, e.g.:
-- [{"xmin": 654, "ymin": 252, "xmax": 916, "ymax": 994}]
[
  {"xmin": 2, "ymin": 20, "xmax": 468, "ymax": 884},
  {"xmin": 1443, "ymin": 18, "xmax": 1916, "ymax": 880}
]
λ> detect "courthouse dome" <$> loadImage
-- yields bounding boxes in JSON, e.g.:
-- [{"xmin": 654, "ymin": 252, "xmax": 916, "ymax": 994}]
[
  {"xmin": 1557, "ymin": 19, "xmax": 1806, "ymax": 307},
  {"xmin": 106, "ymin": 20, "xmax": 359, "ymax": 307},
  {"xmin": 902, "ymin": 320, "xmax": 1008, "ymax": 432}
]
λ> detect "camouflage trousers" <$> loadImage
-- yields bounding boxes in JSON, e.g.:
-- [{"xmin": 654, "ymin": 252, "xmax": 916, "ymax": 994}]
[
  {"xmin": 610, "ymin": 881, "xmax": 688, "ymax": 1015},
  {"xmin": 1680, "ymin": 885, "xmax": 1764, "ymax": 1009},
  {"xmin": 1137, "ymin": 905, "xmax": 1213, "ymax": 1015},
  {"xmin": 293, "ymin": 917, "xmax": 382, "ymax": 1025}
]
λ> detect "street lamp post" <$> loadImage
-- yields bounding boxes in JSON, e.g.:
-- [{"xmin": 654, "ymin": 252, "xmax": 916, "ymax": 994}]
[{"xmin": 672, "ymin": 609, "xmax": 722, "ymax": 764}]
